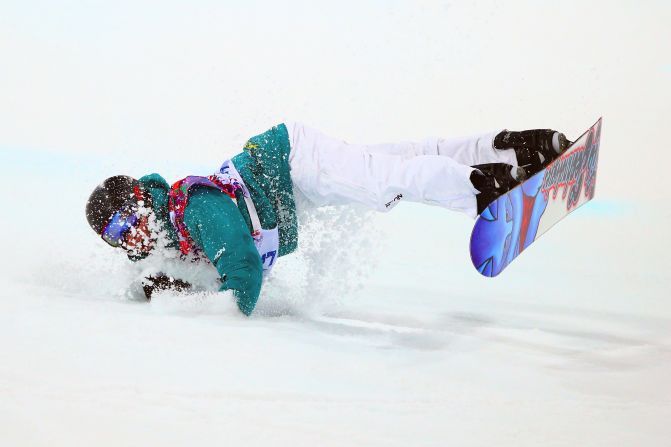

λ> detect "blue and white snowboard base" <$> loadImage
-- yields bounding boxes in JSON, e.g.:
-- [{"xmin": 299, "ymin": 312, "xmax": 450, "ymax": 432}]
[{"xmin": 470, "ymin": 118, "xmax": 602, "ymax": 277}]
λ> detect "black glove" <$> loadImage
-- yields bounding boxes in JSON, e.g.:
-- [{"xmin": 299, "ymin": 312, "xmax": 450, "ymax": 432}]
[{"xmin": 142, "ymin": 274, "xmax": 192, "ymax": 300}]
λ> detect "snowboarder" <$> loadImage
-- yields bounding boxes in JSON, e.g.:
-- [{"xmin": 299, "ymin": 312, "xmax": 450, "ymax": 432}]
[{"xmin": 85, "ymin": 122, "xmax": 571, "ymax": 315}]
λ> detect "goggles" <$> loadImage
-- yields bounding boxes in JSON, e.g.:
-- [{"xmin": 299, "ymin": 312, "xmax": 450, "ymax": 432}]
[
  {"xmin": 100, "ymin": 185, "xmax": 145, "ymax": 248},
  {"xmin": 100, "ymin": 204, "xmax": 140, "ymax": 248}
]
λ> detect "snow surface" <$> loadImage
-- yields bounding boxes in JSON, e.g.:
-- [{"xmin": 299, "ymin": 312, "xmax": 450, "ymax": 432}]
[
  {"xmin": 1, "ymin": 146, "xmax": 670, "ymax": 447},
  {"xmin": 2, "ymin": 1, "xmax": 671, "ymax": 445}
]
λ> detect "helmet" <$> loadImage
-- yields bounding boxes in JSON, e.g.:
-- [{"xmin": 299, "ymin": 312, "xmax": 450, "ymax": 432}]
[{"xmin": 85, "ymin": 175, "xmax": 143, "ymax": 235}]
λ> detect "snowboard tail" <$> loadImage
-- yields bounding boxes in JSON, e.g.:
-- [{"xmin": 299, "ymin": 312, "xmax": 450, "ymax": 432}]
[{"xmin": 469, "ymin": 118, "xmax": 602, "ymax": 277}]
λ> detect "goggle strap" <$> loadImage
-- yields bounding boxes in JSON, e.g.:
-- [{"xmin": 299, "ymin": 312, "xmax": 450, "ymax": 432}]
[{"xmin": 133, "ymin": 185, "xmax": 143, "ymax": 202}]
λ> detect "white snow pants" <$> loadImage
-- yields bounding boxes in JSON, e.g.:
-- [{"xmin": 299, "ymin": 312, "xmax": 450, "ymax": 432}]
[{"xmin": 285, "ymin": 122, "xmax": 518, "ymax": 219}]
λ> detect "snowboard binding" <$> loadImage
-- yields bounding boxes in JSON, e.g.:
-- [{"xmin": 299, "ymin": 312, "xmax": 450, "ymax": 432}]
[
  {"xmin": 470, "ymin": 163, "xmax": 527, "ymax": 215},
  {"xmin": 494, "ymin": 129, "xmax": 572, "ymax": 175}
]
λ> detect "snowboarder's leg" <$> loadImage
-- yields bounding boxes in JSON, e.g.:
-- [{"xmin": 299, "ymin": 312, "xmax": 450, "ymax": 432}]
[
  {"xmin": 286, "ymin": 122, "xmax": 481, "ymax": 217},
  {"xmin": 432, "ymin": 129, "xmax": 571, "ymax": 169},
  {"xmin": 404, "ymin": 132, "xmax": 518, "ymax": 167},
  {"xmin": 285, "ymin": 121, "xmax": 517, "ymax": 165}
]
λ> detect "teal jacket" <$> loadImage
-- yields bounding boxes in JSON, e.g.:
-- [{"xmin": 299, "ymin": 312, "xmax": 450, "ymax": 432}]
[{"xmin": 137, "ymin": 124, "xmax": 298, "ymax": 315}]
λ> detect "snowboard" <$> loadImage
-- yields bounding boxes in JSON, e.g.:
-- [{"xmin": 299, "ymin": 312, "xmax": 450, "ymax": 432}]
[{"xmin": 469, "ymin": 118, "xmax": 602, "ymax": 277}]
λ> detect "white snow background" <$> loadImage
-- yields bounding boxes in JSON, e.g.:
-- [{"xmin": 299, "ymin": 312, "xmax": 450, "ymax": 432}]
[{"xmin": 1, "ymin": 1, "xmax": 670, "ymax": 446}]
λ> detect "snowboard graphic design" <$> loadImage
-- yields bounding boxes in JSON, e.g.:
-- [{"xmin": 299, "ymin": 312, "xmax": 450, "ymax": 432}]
[{"xmin": 470, "ymin": 118, "xmax": 602, "ymax": 277}]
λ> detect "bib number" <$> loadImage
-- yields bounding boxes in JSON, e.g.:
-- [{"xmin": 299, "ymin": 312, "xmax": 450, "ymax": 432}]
[{"xmin": 255, "ymin": 227, "xmax": 280, "ymax": 274}]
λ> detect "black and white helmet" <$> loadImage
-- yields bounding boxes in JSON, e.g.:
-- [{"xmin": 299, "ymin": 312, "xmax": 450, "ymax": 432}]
[{"xmin": 85, "ymin": 175, "xmax": 143, "ymax": 235}]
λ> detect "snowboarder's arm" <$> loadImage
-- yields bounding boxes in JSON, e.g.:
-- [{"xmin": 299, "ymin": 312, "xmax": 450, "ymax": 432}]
[{"xmin": 184, "ymin": 189, "xmax": 263, "ymax": 316}]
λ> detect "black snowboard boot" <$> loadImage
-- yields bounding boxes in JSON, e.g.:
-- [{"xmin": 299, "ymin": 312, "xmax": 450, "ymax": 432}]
[
  {"xmin": 493, "ymin": 129, "xmax": 572, "ymax": 174},
  {"xmin": 470, "ymin": 163, "xmax": 527, "ymax": 215}
]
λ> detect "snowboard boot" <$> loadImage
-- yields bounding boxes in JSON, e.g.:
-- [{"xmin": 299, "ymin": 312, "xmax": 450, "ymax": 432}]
[
  {"xmin": 493, "ymin": 129, "xmax": 572, "ymax": 175},
  {"xmin": 470, "ymin": 163, "xmax": 527, "ymax": 215}
]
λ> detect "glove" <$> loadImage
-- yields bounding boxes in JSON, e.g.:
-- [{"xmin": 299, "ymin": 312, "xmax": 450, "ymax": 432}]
[{"xmin": 142, "ymin": 274, "xmax": 192, "ymax": 300}]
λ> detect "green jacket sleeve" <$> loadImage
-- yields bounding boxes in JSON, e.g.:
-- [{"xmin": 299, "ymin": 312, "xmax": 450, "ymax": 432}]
[{"xmin": 183, "ymin": 187, "xmax": 263, "ymax": 316}]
